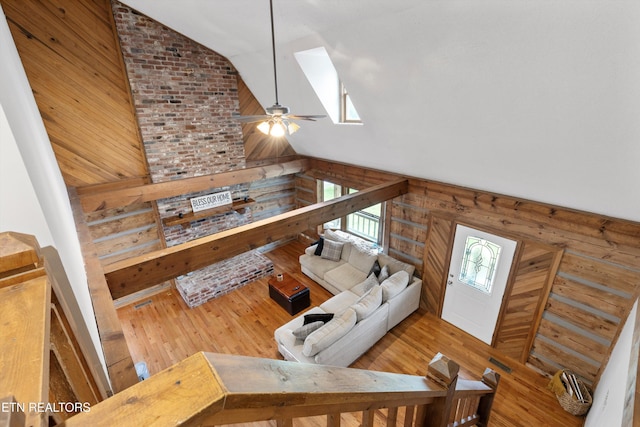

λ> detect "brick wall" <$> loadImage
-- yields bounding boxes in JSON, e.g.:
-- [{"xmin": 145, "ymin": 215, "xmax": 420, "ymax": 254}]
[
  {"xmin": 113, "ymin": 2, "xmax": 245, "ymax": 185},
  {"xmin": 112, "ymin": 2, "xmax": 272, "ymax": 302}
]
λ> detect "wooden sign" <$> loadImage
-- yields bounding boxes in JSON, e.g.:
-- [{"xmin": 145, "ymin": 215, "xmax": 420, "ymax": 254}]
[{"xmin": 190, "ymin": 191, "xmax": 232, "ymax": 213}]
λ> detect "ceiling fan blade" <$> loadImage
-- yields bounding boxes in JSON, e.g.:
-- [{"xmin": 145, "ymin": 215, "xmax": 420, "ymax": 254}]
[
  {"xmin": 233, "ymin": 115, "xmax": 271, "ymax": 123},
  {"xmin": 287, "ymin": 114, "xmax": 327, "ymax": 121}
]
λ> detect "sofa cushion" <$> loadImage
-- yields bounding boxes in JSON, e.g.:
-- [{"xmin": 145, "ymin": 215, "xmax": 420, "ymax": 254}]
[
  {"xmin": 303, "ymin": 308, "xmax": 357, "ymax": 357},
  {"xmin": 324, "ymin": 263, "xmax": 368, "ymax": 292},
  {"xmin": 348, "ymin": 246, "xmax": 378, "ymax": 274},
  {"xmin": 378, "ymin": 253, "xmax": 416, "ymax": 278},
  {"xmin": 292, "ymin": 321, "xmax": 325, "ymax": 339},
  {"xmin": 319, "ymin": 290, "xmax": 360, "ymax": 314},
  {"xmin": 351, "ymin": 285, "xmax": 383, "ymax": 321},
  {"xmin": 300, "ymin": 254, "xmax": 345, "ymax": 280},
  {"xmin": 321, "ymin": 239, "xmax": 344, "ymax": 261},
  {"xmin": 381, "ymin": 270, "xmax": 410, "ymax": 302},
  {"xmin": 350, "ymin": 273, "xmax": 380, "ymax": 297}
]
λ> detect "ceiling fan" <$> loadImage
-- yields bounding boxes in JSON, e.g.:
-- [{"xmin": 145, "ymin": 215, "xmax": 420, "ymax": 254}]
[{"xmin": 234, "ymin": 0, "xmax": 325, "ymax": 137}]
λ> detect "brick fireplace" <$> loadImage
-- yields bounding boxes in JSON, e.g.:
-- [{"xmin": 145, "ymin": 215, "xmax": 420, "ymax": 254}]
[{"xmin": 113, "ymin": 2, "xmax": 274, "ymax": 306}]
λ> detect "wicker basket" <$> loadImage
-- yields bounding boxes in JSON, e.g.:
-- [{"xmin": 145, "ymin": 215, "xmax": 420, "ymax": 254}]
[{"xmin": 549, "ymin": 370, "xmax": 592, "ymax": 416}]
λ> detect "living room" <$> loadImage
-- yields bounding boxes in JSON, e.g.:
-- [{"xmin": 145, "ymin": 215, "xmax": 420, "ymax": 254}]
[{"xmin": 1, "ymin": 1, "xmax": 639, "ymax": 426}]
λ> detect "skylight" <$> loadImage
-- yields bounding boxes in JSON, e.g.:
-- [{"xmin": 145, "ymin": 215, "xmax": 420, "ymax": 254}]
[{"xmin": 294, "ymin": 47, "xmax": 361, "ymax": 125}]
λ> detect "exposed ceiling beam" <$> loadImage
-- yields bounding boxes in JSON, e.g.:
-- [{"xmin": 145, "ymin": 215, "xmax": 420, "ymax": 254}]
[
  {"xmin": 77, "ymin": 159, "xmax": 310, "ymax": 212},
  {"xmin": 104, "ymin": 178, "xmax": 409, "ymax": 297}
]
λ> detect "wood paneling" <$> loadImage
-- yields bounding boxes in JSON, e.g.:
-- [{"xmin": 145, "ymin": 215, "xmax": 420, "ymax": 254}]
[
  {"xmin": 528, "ymin": 250, "xmax": 639, "ymax": 385},
  {"xmin": 249, "ymin": 176, "xmax": 296, "ymax": 221},
  {"xmin": 494, "ymin": 242, "xmax": 561, "ymax": 362},
  {"xmin": 422, "ymin": 215, "xmax": 454, "ymax": 315},
  {"xmin": 1, "ymin": 0, "xmax": 147, "ymax": 187}
]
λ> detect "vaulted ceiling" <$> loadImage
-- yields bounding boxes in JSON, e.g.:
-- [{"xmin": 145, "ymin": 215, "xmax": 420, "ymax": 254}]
[{"xmin": 124, "ymin": 1, "xmax": 640, "ymax": 222}]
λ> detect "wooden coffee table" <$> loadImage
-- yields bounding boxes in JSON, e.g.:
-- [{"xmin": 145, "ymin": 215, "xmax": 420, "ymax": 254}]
[{"xmin": 268, "ymin": 273, "xmax": 310, "ymax": 315}]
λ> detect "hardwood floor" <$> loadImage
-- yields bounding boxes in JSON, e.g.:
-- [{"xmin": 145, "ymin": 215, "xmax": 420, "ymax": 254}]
[{"xmin": 116, "ymin": 241, "xmax": 584, "ymax": 427}]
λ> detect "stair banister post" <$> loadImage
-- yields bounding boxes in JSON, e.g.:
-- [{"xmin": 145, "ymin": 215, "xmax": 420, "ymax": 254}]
[
  {"xmin": 422, "ymin": 353, "xmax": 460, "ymax": 427},
  {"xmin": 476, "ymin": 368, "xmax": 500, "ymax": 427}
]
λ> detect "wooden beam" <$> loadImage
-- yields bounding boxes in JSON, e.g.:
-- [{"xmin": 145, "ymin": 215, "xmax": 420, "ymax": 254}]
[
  {"xmin": 104, "ymin": 179, "xmax": 408, "ymax": 296},
  {"xmin": 0, "ymin": 276, "xmax": 50, "ymax": 427},
  {"xmin": 77, "ymin": 159, "xmax": 310, "ymax": 212},
  {"xmin": 68, "ymin": 188, "xmax": 139, "ymax": 393}
]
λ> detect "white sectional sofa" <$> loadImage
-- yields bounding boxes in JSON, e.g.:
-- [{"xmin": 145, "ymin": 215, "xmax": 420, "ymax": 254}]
[{"xmin": 274, "ymin": 230, "xmax": 422, "ymax": 367}]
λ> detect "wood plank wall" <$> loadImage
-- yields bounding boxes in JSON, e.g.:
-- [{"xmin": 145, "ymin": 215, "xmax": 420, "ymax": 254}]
[
  {"xmin": 302, "ymin": 157, "xmax": 640, "ymax": 387},
  {"xmin": 85, "ymin": 202, "xmax": 164, "ymax": 267},
  {"xmin": 1, "ymin": 0, "xmax": 147, "ymax": 187}
]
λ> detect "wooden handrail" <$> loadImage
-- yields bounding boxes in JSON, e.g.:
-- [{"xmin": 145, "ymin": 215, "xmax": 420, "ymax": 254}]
[{"xmin": 57, "ymin": 352, "xmax": 499, "ymax": 427}]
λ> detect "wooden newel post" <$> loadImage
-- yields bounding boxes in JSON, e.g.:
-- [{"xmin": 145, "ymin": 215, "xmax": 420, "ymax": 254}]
[
  {"xmin": 422, "ymin": 353, "xmax": 460, "ymax": 427},
  {"xmin": 476, "ymin": 368, "xmax": 500, "ymax": 427}
]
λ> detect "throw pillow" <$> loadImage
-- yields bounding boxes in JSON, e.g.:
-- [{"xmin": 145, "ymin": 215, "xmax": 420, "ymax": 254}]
[
  {"xmin": 303, "ymin": 313, "xmax": 334, "ymax": 325},
  {"xmin": 378, "ymin": 265, "xmax": 390, "ymax": 283},
  {"xmin": 369, "ymin": 259, "xmax": 382, "ymax": 277},
  {"xmin": 292, "ymin": 321, "xmax": 325, "ymax": 339},
  {"xmin": 351, "ymin": 285, "xmax": 383, "ymax": 321},
  {"xmin": 321, "ymin": 239, "xmax": 344, "ymax": 261},
  {"xmin": 302, "ymin": 308, "xmax": 357, "ymax": 357},
  {"xmin": 380, "ymin": 270, "xmax": 410, "ymax": 302},
  {"xmin": 313, "ymin": 237, "xmax": 324, "ymax": 256},
  {"xmin": 350, "ymin": 273, "xmax": 379, "ymax": 297}
]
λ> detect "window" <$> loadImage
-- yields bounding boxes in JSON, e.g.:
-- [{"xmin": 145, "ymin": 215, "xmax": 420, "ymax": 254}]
[
  {"xmin": 319, "ymin": 181, "xmax": 382, "ymax": 244},
  {"xmin": 458, "ymin": 236, "xmax": 502, "ymax": 294},
  {"xmin": 295, "ymin": 47, "xmax": 362, "ymax": 125},
  {"xmin": 340, "ymin": 82, "xmax": 361, "ymax": 123}
]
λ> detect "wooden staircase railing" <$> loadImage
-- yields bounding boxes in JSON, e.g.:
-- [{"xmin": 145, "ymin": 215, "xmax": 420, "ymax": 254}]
[
  {"xmin": 52, "ymin": 352, "xmax": 498, "ymax": 427},
  {"xmin": 0, "ymin": 232, "xmax": 499, "ymax": 427}
]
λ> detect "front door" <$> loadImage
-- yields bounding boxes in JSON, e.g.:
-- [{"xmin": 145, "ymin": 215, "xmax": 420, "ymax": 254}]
[{"xmin": 441, "ymin": 224, "xmax": 517, "ymax": 345}]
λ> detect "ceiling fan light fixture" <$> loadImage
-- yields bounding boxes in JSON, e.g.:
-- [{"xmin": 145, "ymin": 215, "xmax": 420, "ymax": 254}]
[
  {"xmin": 270, "ymin": 120, "xmax": 286, "ymax": 137},
  {"xmin": 287, "ymin": 122, "xmax": 300, "ymax": 135},
  {"xmin": 257, "ymin": 117, "xmax": 292, "ymax": 137},
  {"xmin": 257, "ymin": 121, "xmax": 271, "ymax": 135}
]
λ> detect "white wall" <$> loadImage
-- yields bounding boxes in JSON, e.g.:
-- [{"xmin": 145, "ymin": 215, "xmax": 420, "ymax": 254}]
[
  {"xmin": 585, "ymin": 299, "xmax": 637, "ymax": 427},
  {"xmin": 0, "ymin": 105, "xmax": 54, "ymax": 246},
  {"xmin": 0, "ymin": 5, "xmax": 108, "ymax": 380}
]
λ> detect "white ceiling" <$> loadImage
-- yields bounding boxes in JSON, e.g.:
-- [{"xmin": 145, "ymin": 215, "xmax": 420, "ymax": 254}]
[{"xmin": 122, "ymin": 0, "xmax": 640, "ymax": 222}]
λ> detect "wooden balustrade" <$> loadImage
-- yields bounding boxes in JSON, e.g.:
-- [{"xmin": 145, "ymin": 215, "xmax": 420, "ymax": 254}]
[
  {"xmin": 0, "ymin": 232, "xmax": 103, "ymax": 427},
  {"xmin": 55, "ymin": 352, "xmax": 498, "ymax": 427}
]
